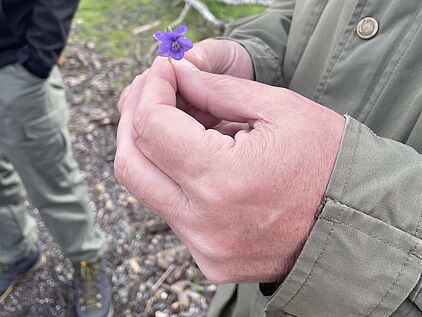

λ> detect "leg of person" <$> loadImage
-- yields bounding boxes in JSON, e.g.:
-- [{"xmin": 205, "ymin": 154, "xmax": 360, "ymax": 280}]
[
  {"xmin": 0, "ymin": 64, "xmax": 111, "ymax": 316},
  {"xmin": 0, "ymin": 149, "xmax": 37, "ymax": 264},
  {"xmin": 0, "ymin": 75, "xmax": 46, "ymax": 303}
]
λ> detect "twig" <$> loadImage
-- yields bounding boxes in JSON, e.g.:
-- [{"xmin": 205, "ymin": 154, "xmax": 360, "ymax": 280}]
[
  {"xmin": 145, "ymin": 265, "xmax": 176, "ymax": 312},
  {"xmin": 56, "ymin": 290, "xmax": 66, "ymax": 307},
  {"xmin": 151, "ymin": 264, "xmax": 177, "ymax": 293},
  {"xmin": 169, "ymin": 3, "xmax": 191, "ymax": 29},
  {"xmin": 75, "ymin": 49, "xmax": 89, "ymax": 68},
  {"xmin": 183, "ymin": 0, "xmax": 224, "ymax": 27},
  {"xmin": 132, "ymin": 20, "xmax": 161, "ymax": 35}
]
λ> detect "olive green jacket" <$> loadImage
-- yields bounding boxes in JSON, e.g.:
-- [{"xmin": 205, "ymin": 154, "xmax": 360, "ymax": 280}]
[{"xmin": 209, "ymin": 1, "xmax": 422, "ymax": 316}]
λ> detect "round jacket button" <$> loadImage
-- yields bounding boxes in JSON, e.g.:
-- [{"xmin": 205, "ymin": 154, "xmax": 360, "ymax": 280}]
[{"xmin": 357, "ymin": 17, "xmax": 379, "ymax": 39}]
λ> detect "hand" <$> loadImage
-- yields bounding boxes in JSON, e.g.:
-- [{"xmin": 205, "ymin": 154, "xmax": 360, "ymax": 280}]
[
  {"xmin": 179, "ymin": 39, "xmax": 254, "ymax": 128},
  {"xmin": 184, "ymin": 39, "xmax": 254, "ymax": 79},
  {"xmin": 115, "ymin": 58, "xmax": 345, "ymax": 283},
  {"xmin": 120, "ymin": 39, "xmax": 252, "ymax": 124}
]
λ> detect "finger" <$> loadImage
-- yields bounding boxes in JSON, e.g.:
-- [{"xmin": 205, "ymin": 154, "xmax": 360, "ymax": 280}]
[
  {"xmin": 184, "ymin": 39, "xmax": 224, "ymax": 73},
  {"xmin": 184, "ymin": 39, "xmax": 253, "ymax": 79},
  {"xmin": 212, "ymin": 121, "xmax": 251, "ymax": 138},
  {"xmin": 115, "ymin": 69, "xmax": 187, "ymax": 223},
  {"xmin": 172, "ymin": 59, "xmax": 272, "ymax": 123},
  {"xmin": 117, "ymin": 69, "xmax": 149, "ymax": 113},
  {"xmin": 136, "ymin": 57, "xmax": 177, "ymax": 109},
  {"xmin": 176, "ymin": 94, "xmax": 221, "ymax": 128},
  {"xmin": 118, "ymin": 85, "xmax": 131, "ymax": 113},
  {"xmin": 133, "ymin": 57, "xmax": 234, "ymax": 185}
]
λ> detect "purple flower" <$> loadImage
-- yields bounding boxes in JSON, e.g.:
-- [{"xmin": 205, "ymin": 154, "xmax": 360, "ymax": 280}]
[{"xmin": 153, "ymin": 25, "xmax": 193, "ymax": 60}]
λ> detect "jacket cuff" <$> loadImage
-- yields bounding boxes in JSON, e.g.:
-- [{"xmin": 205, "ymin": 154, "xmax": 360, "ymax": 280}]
[
  {"xmin": 264, "ymin": 116, "xmax": 422, "ymax": 316},
  {"xmin": 217, "ymin": 37, "xmax": 283, "ymax": 87}
]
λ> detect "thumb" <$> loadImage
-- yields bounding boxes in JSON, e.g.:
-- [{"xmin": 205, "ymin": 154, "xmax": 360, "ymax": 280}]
[
  {"xmin": 172, "ymin": 59, "xmax": 273, "ymax": 123},
  {"xmin": 133, "ymin": 56, "xmax": 235, "ymax": 189},
  {"xmin": 184, "ymin": 39, "xmax": 253, "ymax": 79}
]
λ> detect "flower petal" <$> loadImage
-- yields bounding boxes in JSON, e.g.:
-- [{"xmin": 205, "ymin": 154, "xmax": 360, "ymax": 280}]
[
  {"xmin": 176, "ymin": 37, "xmax": 193, "ymax": 51},
  {"xmin": 174, "ymin": 25, "xmax": 188, "ymax": 36},
  {"xmin": 170, "ymin": 49, "xmax": 185, "ymax": 60},
  {"xmin": 153, "ymin": 31, "xmax": 172, "ymax": 41},
  {"xmin": 156, "ymin": 41, "xmax": 172, "ymax": 57}
]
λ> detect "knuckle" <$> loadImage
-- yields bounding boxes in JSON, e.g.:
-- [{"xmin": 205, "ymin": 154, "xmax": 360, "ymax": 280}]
[
  {"xmin": 133, "ymin": 108, "xmax": 158, "ymax": 146},
  {"xmin": 203, "ymin": 72, "xmax": 232, "ymax": 89}
]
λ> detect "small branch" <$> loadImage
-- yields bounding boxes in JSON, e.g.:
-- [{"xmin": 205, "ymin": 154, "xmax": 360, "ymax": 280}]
[
  {"xmin": 169, "ymin": 3, "xmax": 192, "ymax": 29},
  {"xmin": 132, "ymin": 20, "xmax": 161, "ymax": 35},
  {"xmin": 184, "ymin": 0, "xmax": 224, "ymax": 27},
  {"xmin": 217, "ymin": 0, "xmax": 271, "ymax": 4},
  {"xmin": 151, "ymin": 264, "xmax": 177, "ymax": 293}
]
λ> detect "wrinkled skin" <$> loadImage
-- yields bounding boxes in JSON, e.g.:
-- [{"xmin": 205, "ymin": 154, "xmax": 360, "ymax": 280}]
[{"xmin": 115, "ymin": 43, "xmax": 344, "ymax": 283}]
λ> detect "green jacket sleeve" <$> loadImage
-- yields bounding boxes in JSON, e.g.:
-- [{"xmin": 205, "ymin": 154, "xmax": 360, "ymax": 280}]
[
  {"xmin": 265, "ymin": 116, "xmax": 422, "ymax": 316},
  {"xmin": 221, "ymin": 2, "xmax": 422, "ymax": 315},
  {"xmin": 223, "ymin": 0, "xmax": 295, "ymax": 86}
]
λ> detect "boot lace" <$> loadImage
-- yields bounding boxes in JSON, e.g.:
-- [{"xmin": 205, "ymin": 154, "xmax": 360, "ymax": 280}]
[{"xmin": 78, "ymin": 261, "xmax": 102, "ymax": 312}]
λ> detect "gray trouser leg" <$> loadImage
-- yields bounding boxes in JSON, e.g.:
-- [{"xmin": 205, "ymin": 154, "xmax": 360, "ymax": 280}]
[
  {"xmin": 0, "ymin": 64, "xmax": 106, "ymax": 264},
  {"xmin": 0, "ymin": 148, "xmax": 38, "ymax": 263}
]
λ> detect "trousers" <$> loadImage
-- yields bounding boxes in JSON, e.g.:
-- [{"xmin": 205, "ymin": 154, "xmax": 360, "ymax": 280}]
[{"xmin": 0, "ymin": 64, "xmax": 105, "ymax": 264}]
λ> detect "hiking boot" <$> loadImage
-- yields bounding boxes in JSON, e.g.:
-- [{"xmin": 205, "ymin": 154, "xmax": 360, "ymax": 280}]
[
  {"xmin": 74, "ymin": 258, "xmax": 113, "ymax": 317},
  {"xmin": 0, "ymin": 244, "xmax": 46, "ymax": 303}
]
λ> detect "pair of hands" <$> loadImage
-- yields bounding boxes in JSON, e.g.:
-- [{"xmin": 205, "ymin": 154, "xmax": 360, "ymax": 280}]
[{"xmin": 115, "ymin": 39, "xmax": 344, "ymax": 283}]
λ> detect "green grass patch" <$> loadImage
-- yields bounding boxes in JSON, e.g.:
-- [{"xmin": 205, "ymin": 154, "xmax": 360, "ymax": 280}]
[
  {"xmin": 71, "ymin": 0, "xmax": 266, "ymax": 59},
  {"xmin": 202, "ymin": 0, "xmax": 265, "ymax": 21}
]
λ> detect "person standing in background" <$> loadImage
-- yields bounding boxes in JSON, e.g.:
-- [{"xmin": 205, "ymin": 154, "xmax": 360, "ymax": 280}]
[{"xmin": 0, "ymin": 1, "xmax": 112, "ymax": 316}]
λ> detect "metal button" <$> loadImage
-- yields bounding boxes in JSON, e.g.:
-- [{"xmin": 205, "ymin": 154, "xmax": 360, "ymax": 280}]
[{"xmin": 357, "ymin": 17, "xmax": 379, "ymax": 40}]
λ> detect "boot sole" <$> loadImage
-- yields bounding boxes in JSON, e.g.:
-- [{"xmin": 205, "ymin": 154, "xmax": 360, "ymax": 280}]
[{"xmin": 0, "ymin": 253, "xmax": 47, "ymax": 303}]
